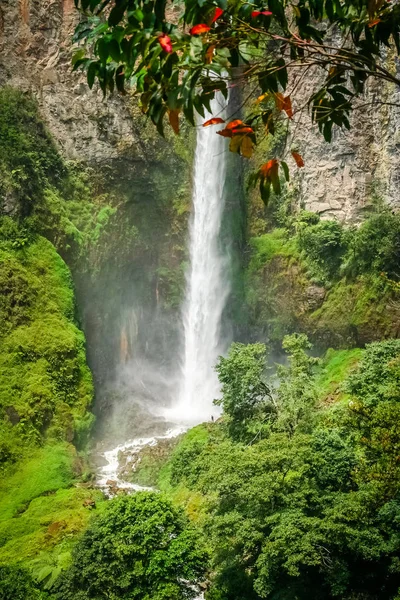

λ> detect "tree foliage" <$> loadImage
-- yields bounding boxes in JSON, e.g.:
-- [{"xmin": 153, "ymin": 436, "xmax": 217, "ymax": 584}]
[
  {"xmin": 0, "ymin": 566, "xmax": 43, "ymax": 600},
  {"xmin": 162, "ymin": 338, "xmax": 400, "ymax": 600},
  {"xmin": 214, "ymin": 342, "xmax": 273, "ymax": 440},
  {"xmin": 54, "ymin": 492, "xmax": 208, "ymax": 600},
  {"xmin": 72, "ymin": 0, "xmax": 400, "ymax": 200}
]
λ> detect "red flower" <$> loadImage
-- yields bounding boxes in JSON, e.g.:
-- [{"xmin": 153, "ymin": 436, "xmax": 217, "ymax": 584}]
[
  {"xmin": 189, "ymin": 24, "xmax": 211, "ymax": 35},
  {"xmin": 158, "ymin": 34, "xmax": 173, "ymax": 53},
  {"xmin": 211, "ymin": 7, "xmax": 224, "ymax": 22}
]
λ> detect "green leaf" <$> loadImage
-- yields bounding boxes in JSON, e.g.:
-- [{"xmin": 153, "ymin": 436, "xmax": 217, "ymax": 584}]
[
  {"xmin": 116, "ymin": 65, "xmax": 126, "ymax": 94},
  {"xmin": 108, "ymin": 3, "xmax": 126, "ymax": 26},
  {"xmin": 87, "ymin": 61, "xmax": 98, "ymax": 89},
  {"xmin": 281, "ymin": 160, "xmax": 290, "ymax": 182},
  {"xmin": 108, "ymin": 39, "xmax": 121, "ymax": 62},
  {"xmin": 97, "ymin": 38, "xmax": 109, "ymax": 63},
  {"xmin": 260, "ymin": 179, "xmax": 271, "ymax": 205},
  {"xmin": 72, "ymin": 49, "xmax": 86, "ymax": 67}
]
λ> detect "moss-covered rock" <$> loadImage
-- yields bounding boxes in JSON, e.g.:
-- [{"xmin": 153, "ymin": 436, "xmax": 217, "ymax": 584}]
[{"xmin": 0, "ymin": 232, "xmax": 94, "ymax": 465}]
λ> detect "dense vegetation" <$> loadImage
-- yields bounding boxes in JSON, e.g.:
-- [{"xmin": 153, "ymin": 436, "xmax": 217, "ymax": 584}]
[
  {"xmin": 245, "ymin": 208, "xmax": 400, "ymax": 347},
  {"xmin": 131, "ymin": 336, "xmax": 400, "ymax": 600},
  {"xmin": 55, "ymin": 493, "xmax": 207, "ymax": 599}
]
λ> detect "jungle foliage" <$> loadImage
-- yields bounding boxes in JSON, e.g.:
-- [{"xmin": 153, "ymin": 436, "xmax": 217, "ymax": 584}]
[
  {"xmin": 157, "ymin": 337, "xmax": 400, "ymax": 600},
  {"xmin": 54, "ymin": 492, "xmax": 207, "ymax": 600},
  {"xmin": 245, "ymin": 209, "xmax": 400, "ymax": 347}
]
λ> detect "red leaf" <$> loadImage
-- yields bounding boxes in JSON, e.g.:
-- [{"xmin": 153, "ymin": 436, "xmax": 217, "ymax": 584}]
[
  {"xmin": 251, "ymin": 10, "xmax": 273, "ymax": 17},
  {"xmin": 216, "ymin": 128, "xmax": 233, "ymax": 138},
  {"xmin": 275, "ymin": 93, "xmax": 293, "ymax": 119},
  {"xmin": 203, "ymin": 117, "xmax": 225, "ymax": 127},
  {"xmin": 190, "ymin": 24, "xmax": 211, "ymax": 35},
  {"xmin": 168, "ymin": 108, "xmax": 180, "ymax": 134},
  {"xmin": 283, "ymin": 95, "xmax": 293, "ymax": 119},
  {"xmin": 158, "ymin": 34, "xmax": 173, "ymax": 53},
  {"xmin": 232, "ymin": 126, "xmax": 253, "ymax": 135},
  {"xmin": 211, "ymin": 7, "xmax": 224, "ymax": 22},
  {"xmin": 291, "ymin": 151, "xmax": 304, "ymax": 168},
  {"xmin": 368, "ymin": 17, "xmax": 381, "ymax": 27},
  {"xmin": 205, "ymin": 44, "xmax": 216, "ymax": 64}
]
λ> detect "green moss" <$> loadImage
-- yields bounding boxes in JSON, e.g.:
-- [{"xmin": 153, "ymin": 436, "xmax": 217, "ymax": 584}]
[
  {"xmin": 0, "ymin": 231, "xmax": 94, "ymax": 465},
  {"xmin": 0, "ymin": 443, "xmax": 103, "ymax": 574},
  {"xmin": 0, "ymin": 88, "xmax": 65, "ymax": 217},
  {"xmin": 248, "ymin": 229, "xmax": 296, "ymax": 273},
  {"xmin": 130, "ymin": 436, "xmax": 180, "ymax": 488},
  {"xmin": 316, "ymin": 348, "xmax": 363, "ymax": 402},
  {"xmin": 311, "ymin": 275, "xmax": 399, "ymax": 347}
]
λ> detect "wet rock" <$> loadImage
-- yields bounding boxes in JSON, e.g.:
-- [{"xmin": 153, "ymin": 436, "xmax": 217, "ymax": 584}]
[{"xmin": 305, "ymin": 285, "xmax": 326, "ymax": 311}]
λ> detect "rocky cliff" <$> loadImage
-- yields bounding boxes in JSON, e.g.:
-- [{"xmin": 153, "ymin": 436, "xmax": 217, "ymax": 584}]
[
  {"xmin": 290, "ymin": 63, "xmax": 400, "ymax": 221},
  {"xmin": 0, "ymin": 0, "xmax": 139, "ymax": 163}
]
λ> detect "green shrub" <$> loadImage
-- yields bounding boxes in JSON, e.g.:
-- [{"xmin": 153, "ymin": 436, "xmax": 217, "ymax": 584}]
[
  {"xmin": 0, "ymin": 565, "xmax": 42, "ymax": 600},
  {"xmin": 54, "ymin": 492, "xmax": 208, "ymax": 600},
  {"xmin": 343, "ymin": 212, "xmax": 400, "ymax": 280},
  {"xmin": 297, "ymin": 218, "xmax": 346, "ymax": 283},
  {"xmin": 0, "ymin": 88, "xmax": 65, "ymax": 217}
]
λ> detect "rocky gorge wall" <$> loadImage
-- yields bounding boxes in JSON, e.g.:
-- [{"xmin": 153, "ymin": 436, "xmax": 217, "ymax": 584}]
[
  {"xmin": 290, "ymin": 64, "xmax": 400, "ymax": 221},
  {"xmin": 0, "ymin": 0, "xmax": 195, "ymax": 423}
]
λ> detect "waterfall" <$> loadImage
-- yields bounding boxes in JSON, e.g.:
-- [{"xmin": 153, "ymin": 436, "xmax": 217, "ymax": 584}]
[{"xmin": 169, "ymin": 92, "xmax": 231, "ymax": 424}]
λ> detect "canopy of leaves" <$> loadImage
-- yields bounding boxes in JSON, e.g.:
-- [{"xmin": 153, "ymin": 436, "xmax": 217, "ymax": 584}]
[
  {"xmin": 0, "ymin": 565, "xmax": 43, "ymax": 600},
  {"xmin": 54, "ymin": 492, "xmax": 208, "ymax": 600},
  {"xmin": 72, "ymin": 0, "xmax": 400, "ymax": 200},
  {"xmin": 214, "ymin": 342, "xmax": 273, "ymax": 440}
]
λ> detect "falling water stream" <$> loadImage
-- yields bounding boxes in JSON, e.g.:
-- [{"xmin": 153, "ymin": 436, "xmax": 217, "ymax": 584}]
[
  {"xmin": 168, "ymin": 92, "xmax": 230, "ymax": 424},
  {"xmin": 97, "ymin": 91, "xmax": 230, "ymax": 484}
]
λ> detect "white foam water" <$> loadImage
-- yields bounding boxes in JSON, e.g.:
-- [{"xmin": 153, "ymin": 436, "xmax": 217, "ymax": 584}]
[{"xmin": 96, "ymin": 426, "xmax": 185, "ymax": 494}]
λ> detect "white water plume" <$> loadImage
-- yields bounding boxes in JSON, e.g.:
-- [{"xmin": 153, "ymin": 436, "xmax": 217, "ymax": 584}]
[{"xmin": 168, "ymin": 92, "xmax": 231, "ymax": 424}]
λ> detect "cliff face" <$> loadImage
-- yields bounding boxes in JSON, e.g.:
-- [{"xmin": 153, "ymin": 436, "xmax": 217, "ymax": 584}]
[
  {"xmin": 0, "ymin": 0, "xmax": 194, "ymax": 408},
  {"xmin": 2, "ymin": 2, "xmax": 399, "ymax": 222},
  {"xmin": 290, "ymin": 67, "xmax": 400, "ymax": 222},
  {"xmin": 0, "ymin": 0, "xmax": 138, "ymax": 163}
]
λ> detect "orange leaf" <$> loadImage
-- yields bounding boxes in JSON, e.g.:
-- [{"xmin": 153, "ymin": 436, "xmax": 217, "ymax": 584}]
[
  {"xmin": 256, "ymin": 93, "xmax": 269, "ymax": 104},
  {"xmin": 368, "ymin": 17, "xmax": 381, "ymax": 27},
  {"xmin": 251, "ymin": 10, "xmax": 273, "ymax": 17},
  {"xmin": 158, "ymin": 34, "xmax": 173, "ymax": 53},
  {"xmin": 275, "ymin": 93, "xmax": 293, "ymax": 119},
  {"xmin": 203, "ymin": 117, "xmax": 225, "ymax": 127},
  {"xmin": 225, "ymin": 119, "xmax": 244, "ymax": 130},
  {"xmin": 291, "ymin": 151, "xmax": 304, "ymax": 168},
  {"xmin": 274, "ymin": 92, "xmax": 285, "ymax": 112},
  {"xmin": 211, "ymin": 7, "xmax": 224, "ymax": 23},
  {"xmin": 232, "ymin": 126, "xmax": 253, "ymax": 135},
  {"xmin": 190, "ymin": 24, "xmax": 211, "ymax": 35},
  {"xmin": 205, "ymin": 44, "xmax": 216, "ymax": 64},
  {"xmin": 168, "ymin": 108, "xmax": 180, "ymax": 134},
  {"xmin": 260, "ymin": 159, "xmax": 279, "ymax": 178}
]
